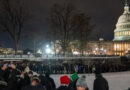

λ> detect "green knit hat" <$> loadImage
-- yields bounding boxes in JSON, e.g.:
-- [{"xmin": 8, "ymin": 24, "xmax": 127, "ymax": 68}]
[{"xmin": 71, "ymin": 73, "xmax": 79, "ymax": 82}]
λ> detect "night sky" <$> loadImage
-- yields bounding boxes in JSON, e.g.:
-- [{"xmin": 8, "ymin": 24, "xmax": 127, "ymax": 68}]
[{"xmin": 0, "ymin": 0, "xmax": 128, "ymax": 49}]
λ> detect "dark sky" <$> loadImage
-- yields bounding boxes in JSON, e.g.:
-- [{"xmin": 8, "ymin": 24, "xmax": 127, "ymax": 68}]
[{"xmin": 0, "ymin": 0, "xmax": 128, "ymax": 49}]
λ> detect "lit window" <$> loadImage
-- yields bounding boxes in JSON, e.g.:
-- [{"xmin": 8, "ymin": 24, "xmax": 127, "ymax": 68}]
[
  {"xmin": 125, "ymin": 31, "xmax": 126, "ymax": 36},
  {"xmin": 123, "ymin": 31, "xmax": 125, "ymax": 35}
]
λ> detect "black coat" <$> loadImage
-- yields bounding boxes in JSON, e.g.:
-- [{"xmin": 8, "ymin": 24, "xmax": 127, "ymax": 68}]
[
  {"xmin": 39, "ymin": 75, "xmax": 53, "ymax": 90},
  {"xmin": 93, "ymin": 75, "xmax": 109, "ymax": 90},
  {"xmin": 46, "ymin": 77, "xmax": 56, "ymax": 90},
  {"xmin": 7, "ymin": 69, "xmax": 21, "ymax": 90},
  {"xmin": 56, "ymin": 86, "xmax": 72, "ymax": 90},
  {"xmin": 0, "ymin": 68, "xmax": 10, "ymax": 82},
  {"xmin": 0, "ymin": 69, "xmax": 8, "ymax": 90},
  {"xmin": 0, "ymin": 85, "xmax": 8, "ymax": 90},
  {"xmin": 69, "ymin": 80, "xmax": 77, "ymax": 90},
  {"xmin": 0, "ymin": 81, "xmax": 8, "ymax": 90},
  {"xmin": 16, "ymin": 75, "xmax": 31, "ymax": 90}
]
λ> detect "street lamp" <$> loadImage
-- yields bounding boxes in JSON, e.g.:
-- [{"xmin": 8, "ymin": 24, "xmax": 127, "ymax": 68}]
[
  {"xmin": 95, "ymin": 48, "xmax": 98, "ymax": 51},
  {"xmin": 104, "ymin": 49, "xmax": 107, "ymax": 52},
  {"xmin": 101, "ymin": 48, "xmax": 104, "ymax": 51},
  {"xmin": 46, "ymin": 48, "xmax": 51, "ymax": 54},
  {"xmin": 46, "ymin": 45, "xmax": 49, "ymax": 48},
  {"xmin": 73, "ymin": 51, "xmax": 79, "ymax": 55},
  {"xmin": 104, "ymin": 49, "xmax": 107, "ymax": 55}
]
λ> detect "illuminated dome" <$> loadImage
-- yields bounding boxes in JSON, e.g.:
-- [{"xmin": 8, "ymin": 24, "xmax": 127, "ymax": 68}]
[{"xmin": 113, "ymin": 1, "xmax": 130, "ymax": 41}]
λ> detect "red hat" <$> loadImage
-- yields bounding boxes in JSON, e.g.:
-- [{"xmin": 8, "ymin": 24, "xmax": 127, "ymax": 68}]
[{"xmin": 60, "ymin": 75, "xmax": 71, "ymax": 85}]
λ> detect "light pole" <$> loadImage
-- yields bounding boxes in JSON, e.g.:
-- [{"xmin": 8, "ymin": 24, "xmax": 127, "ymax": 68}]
[
  {"xmin": 45, "ymin": 44, "xmax": 52, "ymax": 73},
  {"xmin": 104, "ymin": 49, "xmax": 107, "ymax": 55},
  {"xmin": 46, "ymin": 48, "xmax": 51, "ymax": 54},
  {"xmin": 73, "ymin": 51, "xmax": 79, "ymax": 56},
  {"xmin": 45, "ymin": 44, "xmax": 52, "ymax": 57}
]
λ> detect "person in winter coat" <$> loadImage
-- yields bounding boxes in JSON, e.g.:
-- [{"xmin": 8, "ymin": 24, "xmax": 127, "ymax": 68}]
[
  {"xmin": 0, "ymin": 63, "xmax": 22, "ymax": 90},
  {"xmin": 39, "ymin": 75, "xmax": 54, "ymax": 90},
  {"xmin": 45, "ymin": 73, "xmax": 56, "ymax": 90},
  {"xmin": 22, "ymin": 76, "xmax": 46, "ymax": 90},
  {"xmin": 0, "ymin": 63, "xmax": 9, "ymax": 82},
  {"xmin": 93, "ymin": 74, "xmax": 109, "ymax": 90},
  {"xmin": 17, "ymin": 71, "xmax": 33, "ymax": 90},
  {"xmin": 7, "ymin": 63, "xmax": 22, "ymax": 90},
  {"xmin": 0, "ymin": 78, "xmax": 8, "ymax": 90},
  {"xmin": 69, "ymin": 73, "xmax": 79, "ymax": 90},
  {"xmin": 76, "ymin": 75, "xmax": 89, "ymax": 90},
  {"xmin": 56, "ymin": 75, "xmax": 72, "ymax": 90}
]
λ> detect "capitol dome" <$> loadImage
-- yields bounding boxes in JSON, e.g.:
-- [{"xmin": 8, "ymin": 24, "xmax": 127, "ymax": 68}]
[{"xmin": 113, "ymin": 1, "xmax": 130, "ymax": 41}]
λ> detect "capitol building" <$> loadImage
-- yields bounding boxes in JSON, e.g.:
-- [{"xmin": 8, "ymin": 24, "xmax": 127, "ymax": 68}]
[
  {"xmin": 86, "ymin": 1, "xmax": 130, "ymax": 56},
  {"xmin": 113, "ymin": 1, "xmax": 130, "ymax": 41}
]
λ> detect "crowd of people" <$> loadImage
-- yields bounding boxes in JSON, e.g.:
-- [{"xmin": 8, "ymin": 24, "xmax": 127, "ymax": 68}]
[
  {"xmin": 26, "ymin": 61, "xmax": 130, "ymax": 74},
  {"xmin": 0, "ymin": 61, "xmax": 130, "ymax": 90}
]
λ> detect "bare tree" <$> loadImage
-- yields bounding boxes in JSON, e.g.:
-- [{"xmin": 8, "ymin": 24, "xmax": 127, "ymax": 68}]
[
  {"xmin": 49, "ymin": 3, "xmax": 84, "ymax": 55},
  {"xmin": 72, "ymin": 13, "xmax": 93, "ymax": 55},
  {"xmin": 0, "ymin": 0, "xmax": 31, "ymax": 53}
]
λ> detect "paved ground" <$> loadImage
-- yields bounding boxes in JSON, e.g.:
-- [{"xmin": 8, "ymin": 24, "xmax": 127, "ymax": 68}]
[{"xmin": 50, "ymin": 71, "xmax": 130, "ymax": 90}]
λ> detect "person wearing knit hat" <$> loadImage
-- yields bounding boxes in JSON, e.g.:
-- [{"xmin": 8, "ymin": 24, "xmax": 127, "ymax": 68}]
[
  {"xmin": 69, "ymin": 73, "xmax": 79, "ymax": 90},
  {"xmin": 71, "ymin": 73, "xmax": 79, "ymax": 82},
  {"xmin": 60, "ymin": 75, "xmax": 71, "ymax": 85},
  {"xmin": 56, "ymin": 75, "xmax": 72, "ymax": 90},
  {"xmin": 76, "ymin": 75, "xmax": 89, "ymax": 90}
]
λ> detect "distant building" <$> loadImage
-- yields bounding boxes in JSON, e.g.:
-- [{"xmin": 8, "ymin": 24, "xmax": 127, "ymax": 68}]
[
  {"xmin": 0, "ymin": 47, "xmax": 23, "ymax": 54},
  {"xmin": 113, "ymin": 1, "xmax": 130, "ymax": 41},
  {"xmin": 113, "ymin": 1, "xmax": 130, "ymax": 56}
]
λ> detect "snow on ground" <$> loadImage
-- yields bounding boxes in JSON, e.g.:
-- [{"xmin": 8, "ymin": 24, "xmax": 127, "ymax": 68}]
[{"xmin": 51, "ymin": 71, "xmax": 130, "ymax": 90}]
